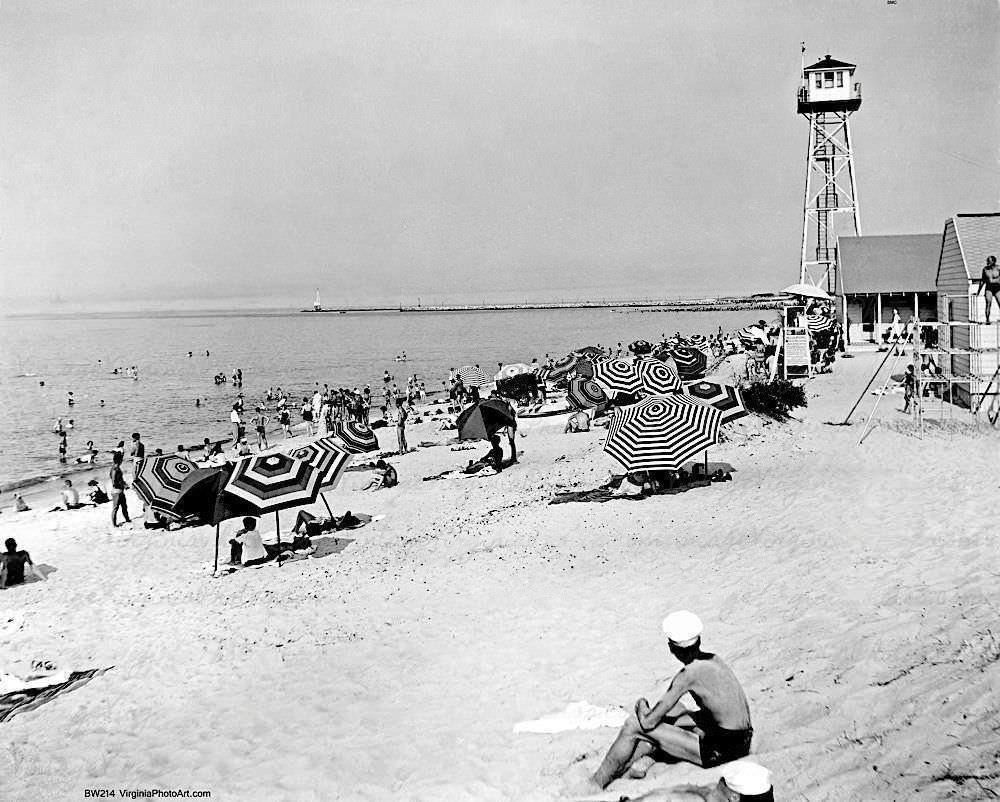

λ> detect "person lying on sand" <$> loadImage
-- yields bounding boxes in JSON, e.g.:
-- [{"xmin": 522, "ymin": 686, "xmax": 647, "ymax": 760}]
[
  {"xmin": 292, "ymin": 509, "xmax": 362, "ymax": 535},
  {"xmin": 1, "ymin": 538, "xmax": 47, "ymax": 589},
  {"xmin": 587, "ymin": 611, "xmax": 753, "ymax": 791}
]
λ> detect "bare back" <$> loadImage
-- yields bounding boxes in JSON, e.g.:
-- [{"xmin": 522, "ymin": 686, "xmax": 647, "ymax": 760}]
[{"xmin": 680, "ymin": 654, "xmax": 751, "ymax": 731}]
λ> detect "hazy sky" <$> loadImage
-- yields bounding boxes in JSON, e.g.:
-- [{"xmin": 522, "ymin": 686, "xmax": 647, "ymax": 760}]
[{"xmin": 1, "ymin": 0, "xmax": 997, "ymax": 312}]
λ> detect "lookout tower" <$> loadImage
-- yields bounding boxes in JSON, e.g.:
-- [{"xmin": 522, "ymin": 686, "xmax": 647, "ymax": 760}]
[{"xmin": 797, "ymin": 53, "xmax": 862, "ymax": 296}]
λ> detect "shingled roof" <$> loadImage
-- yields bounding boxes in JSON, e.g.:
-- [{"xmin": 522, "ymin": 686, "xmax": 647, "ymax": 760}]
[
  {"xmin": 838, "ymin": 234, "xmax": 940, "ymax": 294},
  {"xmin": 951, "ymin": 213, "xmax": 1000, "ymax": 279}
]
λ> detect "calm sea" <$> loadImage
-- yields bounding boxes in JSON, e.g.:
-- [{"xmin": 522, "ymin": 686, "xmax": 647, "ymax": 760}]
[{"xmin": 0, "ymin": 307, "xmax": 768, "ymax": 489}]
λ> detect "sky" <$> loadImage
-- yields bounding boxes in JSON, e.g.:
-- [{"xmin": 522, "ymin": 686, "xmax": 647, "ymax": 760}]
[{"xmin": 1, "ymin": 0, "xmax": 997, "ymax": 313}]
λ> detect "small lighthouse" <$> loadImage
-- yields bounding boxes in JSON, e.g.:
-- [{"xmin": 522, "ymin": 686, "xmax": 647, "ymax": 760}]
[
  {"xmin": 797, "ymin": 53, "xmax": 863, "ymax": 298},
  {"xmin": 313, "ymin": 289, "xmax": 322, "ymax": 311}
]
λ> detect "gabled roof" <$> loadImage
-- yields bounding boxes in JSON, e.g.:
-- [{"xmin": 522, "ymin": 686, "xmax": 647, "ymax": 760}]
[
  {"xmin": 952, "ymin": 213, "xmax": 1000, "ymax": 280},
  {"xmin": 804, "ymin": 56, "xmax": 855, "ymax": 72},
  {"xmin": 838, "ymin": 234, "xmax": 940, "ymax": 294}
]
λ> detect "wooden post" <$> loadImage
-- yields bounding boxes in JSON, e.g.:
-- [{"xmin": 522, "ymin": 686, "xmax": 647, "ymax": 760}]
[
  {"xmin": 213, "ymin": 523, "xmax": 220, "ymax": 575},
  {"xmin": 876, "ymin": 293, "xmax": 883, "ymax": 344}
]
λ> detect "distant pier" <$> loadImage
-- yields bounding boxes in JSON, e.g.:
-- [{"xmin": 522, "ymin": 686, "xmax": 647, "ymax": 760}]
[{"xmin": 300, "ymin": 295, "xmax": 786, "ymax": 314}]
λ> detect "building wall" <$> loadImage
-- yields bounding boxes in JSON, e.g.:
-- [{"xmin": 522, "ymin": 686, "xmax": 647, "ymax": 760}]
[{"xmin": 806, "ymin": 70, "xmax": 853, "ymax": 102}]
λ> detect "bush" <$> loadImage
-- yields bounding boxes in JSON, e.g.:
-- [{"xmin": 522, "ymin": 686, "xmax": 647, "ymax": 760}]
[{"xmin": 742, "ymin": 379, "xmax": 807, "ymax": 421}]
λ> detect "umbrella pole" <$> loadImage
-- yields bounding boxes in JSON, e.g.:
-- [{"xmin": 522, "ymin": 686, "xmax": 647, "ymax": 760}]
[
  {"xmin": 704, "ymin": 451, "xmax": 708, "ymax": 479},
  {"xmin": 276, "ymin": 510, "xmax": 283, "ymax": 568},
  {"xmin": 321, "ymin": 493, "xmax": 334, "ymax": 518},
  {"xmin": 213, "ymin": 523, "xmax": 220, "ymax": 576}
]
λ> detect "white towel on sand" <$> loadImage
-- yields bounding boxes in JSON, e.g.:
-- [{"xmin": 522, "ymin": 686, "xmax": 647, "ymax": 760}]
[{"xmin": 513, "ymin": 701, "xmax": 628, "ymax": 734}]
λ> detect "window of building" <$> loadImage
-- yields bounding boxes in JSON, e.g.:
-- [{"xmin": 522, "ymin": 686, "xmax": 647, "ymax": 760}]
[
  {"xmin": 824, "ymin": 72, "xmax": 834, "ymax": 88},
  {"xmin": 836, "ymin": 71, "xmax": 844, "ymax": 88},
  {"xmin": 815, "ymin": 74, "xmax": 822, "ymax": 89}
]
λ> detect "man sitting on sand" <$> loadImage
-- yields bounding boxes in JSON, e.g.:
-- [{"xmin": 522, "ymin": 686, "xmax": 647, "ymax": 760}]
[
  {"xmin": 50, "ymin": 479, "xmax": 89, "ymax": 511},
  {"xmin": 229, "ymin": 517, "xmax": 269, "ymax": 567},
  {"xmin": 1, "ymin": 538, "xmax": 47, "ymax": 589},
  {"xmin": 564, "ymin": 410, "xmax": 592, "ymax": 433},
  {"xmin": 588, "ymin": 611, "xmax": 753, "ymax": 790}
]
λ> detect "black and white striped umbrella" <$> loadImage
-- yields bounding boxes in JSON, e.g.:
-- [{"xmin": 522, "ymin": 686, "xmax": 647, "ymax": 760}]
[
  {"xmin": 628, "ymin": 339, "xmax": 653, "ymax": 355},
  {"xmin": 737, "ymin": 326, "xmax": 767, "ymax": 348},
  {"xmin": 332, "ymin": 421, "xmax": 379, "ymax": 454},
  {"xmin": 604, "ymin": 394, "xmax": 722, "ymax": 472},
  {"xmin": 670, "ymin": 346, "xmax": 709, "ymax": 381},
  {"xmin": 133, "ymin": 455, "xmax": 198, "ymax": 515},
  {"xmin": 635, "ymin": 358, "xmax": 682, "ymax": 394},
  {"xmin": 683, "ymin": 381, "xmax": 748, "ymax": 424},
  {"xmin": 224, "ymin": 453, "xmax": 322, "ymax": 514},
  {"xmin": 545, "ymin": 354, "xmax": 579, "ymax": 381},
  {"xmin": 591, "ymin": 358, "xmax": 643, "ymax": 396},
  {"xmin": 567, "ymin": 376, "xmax": 607, "ymax": 410},
  {"xmin": 687, "ymin": 334, "xmax": 708, "ymax": 348},
  {"xmin": 574, "ymin": 346, "xmax": 605, "ymax": 359},
  {"xmin": 457, "ymin": 365, "xmax": 490, "ymax": 388},
  {"xmin": 573, "ymin": 358, "xmax": 596, "ymax": 379},
  {"xmin": 287, "ymin": 437, "xmax": 354, "ymax": 488},
  {"xmin": 806, "ymin": 314, "xmax": 835, "ymax": 333}
]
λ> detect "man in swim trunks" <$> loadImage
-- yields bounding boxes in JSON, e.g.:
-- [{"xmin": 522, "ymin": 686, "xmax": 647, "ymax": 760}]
[
  {"xmin": 978, "ymin": 255, "xmax": 1000, "ymax": 324},
  {"xmin": 590, "ymin": 611, "xmax": 753, "ymax": 789},
  {"xmin": 1, "ymin": 538, "xmax": 47, "ymax": 588}
]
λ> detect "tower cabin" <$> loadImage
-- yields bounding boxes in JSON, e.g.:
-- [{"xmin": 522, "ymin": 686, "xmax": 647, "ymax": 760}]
[{"xmin": 798, "ymin": 55, "xmax": 861, "ymax": 113}]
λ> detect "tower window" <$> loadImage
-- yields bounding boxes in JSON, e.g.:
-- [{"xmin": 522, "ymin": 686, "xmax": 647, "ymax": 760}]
[
  {"xmin": 815, "ymin": 74, "xmax": 822, "ymax": 89},
  {"xmin": 836, "ymin": 71, "xmax": 844, "ymax": 87},
  {"xmin": 824, "ymin": 72, "xmax": 834, "ymax": 88}
]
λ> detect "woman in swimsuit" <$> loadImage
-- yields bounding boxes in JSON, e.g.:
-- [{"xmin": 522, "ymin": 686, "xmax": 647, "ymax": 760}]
[{"xmin": 978, "ymin": 255, "xmax": 1000, "ymax": 324}]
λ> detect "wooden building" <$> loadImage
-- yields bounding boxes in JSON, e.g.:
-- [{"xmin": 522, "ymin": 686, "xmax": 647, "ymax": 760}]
[
  {"xmin": 934, "ymin": 213, "xmax": 1000, "ymax": 404},
  {"xmin": 837, "ymin": 234, "xmax": 939, "ymax": 345}
]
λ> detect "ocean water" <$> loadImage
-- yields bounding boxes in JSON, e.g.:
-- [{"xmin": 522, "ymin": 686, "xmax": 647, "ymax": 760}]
[{"xmin": 0, "ymin": 307, "xmax": 770, "ymax": 488}]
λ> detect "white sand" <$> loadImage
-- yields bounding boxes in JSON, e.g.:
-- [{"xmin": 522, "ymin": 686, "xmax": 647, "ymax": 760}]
[{"xmin": 2, "ymin": 351, "xmax": 999, "ymax": 801}]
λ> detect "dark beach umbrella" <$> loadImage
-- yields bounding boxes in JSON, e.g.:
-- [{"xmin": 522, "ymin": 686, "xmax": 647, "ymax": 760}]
[
  {"xmin": 683, "ymin": 381, "xmax": 748, "ymax": 424},
  {"xmin": 604, "ymin": 394, "xmax": 722, "ymax": 472},
  {"xmin": 224, "ymin": 453, "xmax": 322, "ymax": 515},
  {"xmin": 670, "ymin": 346, "xmax": 709, "ymax": 381},
  {"xmin": 545, "ymin": 354, "xmax": 579, "ymax": 381},
  {"xmin": 806, "ymin": 314, "xmax": 835, "ymax": 333},
  {"xmin": 287, "ymin": 437, "xmax": 353, "ymax": 488},
  {"xmin": 133, "ymin": 455, "xmax": 198, "ymax": 515},
  {"xmin": 457, "ymin": 399, "xmax": 516, "ymax": 441},
  {"xmin": 591, "ymin": 358, "xmax": 643, "ymax": 396},
  {"xmin": 629, "ymin": 339, "xmax": 653, "ymax": 355},
  {"xmin": 457, "ymin": 365, "xmax": 490, "ymax": 388},
  {"xmin": 332, "ymin": 421, "xmax": 379, "ymax": 454},
  {"xmin": 573, "ymin": 358, "xmax": 596, "ymax": 379},
  {"xmin": 574, "ymin": 346, "xmax": 605, "ymax": 359},
  {"xmin": 635, "ymin": 357, "xmax": 682, "ymax": 395},
  {"xmin": 567, "ymin": 376, "xmax": 607, "ymax": 410}
]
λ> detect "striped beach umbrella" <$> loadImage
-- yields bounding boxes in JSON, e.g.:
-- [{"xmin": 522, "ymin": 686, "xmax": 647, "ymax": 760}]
[
  {"xmin": 737, "ymin": 326, "xmax": 767, "ymax": 349},
  {"xmin": 332, "ymin": 421, "xmax": 379, "ymax": 454},
  {"xmin": 567, "ymin": 376, "xmax": 607, "ymax": 410},
  {"xmin": 635, "ymin": 358, "xmax": 682, "ymax": 394},
  {"xmin": 457, "ymin": 365, "xmax": 490, "ymax": 388},
  {"xmin": 574, "ymin": 346, "xmax": 605, "ymax": 359},
  {"xmin": 683, "ymin": 381, "xmax": 748, "ymax": 424},
  {"xmin": 545, "ymin": 354, "xmax": 579, "ymax": 381},
  {"xmin": 224, "ymin": 453, "xmax": 322, "ymax": 514},
  {"xmin": 573, "ymin": 358, "xmax": 597, "ymax": 379},
  {"xmin": 670, "ymin": 346, "xmax": 709, "ymax": 381},
  {"xmin": 287, "ymin": 437, "xmax": 353, "ymax": 488},
  {"xmin": 133, "ymin": 455, "xmax": 198, "ymax": 515},
  {"xmin": 604, "ymin": 394, "xmax": 722, "ymax": 472},
  {"xmin": 628, "ymin": 339, "xmax": 653, "ymax": 356},
  {"xmin": 806, "ymin": 314, "xmax": 835, "ymax": 333},
  {"xmin": 495, "ymin": 363, "xmax": 533, "ymax": 381},
  {"xmin": 591, "ymin": 358, "xmax": 643, "ymax": 396},
  {"xmin": 687, "ymin": 334, "xmax": 708, "ymax": 348}
]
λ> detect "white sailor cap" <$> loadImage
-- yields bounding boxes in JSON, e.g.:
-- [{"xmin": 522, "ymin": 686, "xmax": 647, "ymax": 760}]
[
  {"xmin": 661, "ymin": 610, "xmax": 703, "ymax": 647},
  {"xmin": 722, "ymin": 761, "xmax": 772, "ymax": 795}
]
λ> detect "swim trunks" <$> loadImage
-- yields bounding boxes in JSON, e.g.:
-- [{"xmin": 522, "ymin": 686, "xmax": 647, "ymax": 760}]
[{"xmin": 699, "ymin": 726, "xmax": 752, "ymax": 768}]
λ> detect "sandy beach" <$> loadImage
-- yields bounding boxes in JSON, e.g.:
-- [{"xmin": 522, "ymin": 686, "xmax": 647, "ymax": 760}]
[{"xmin": 1, "ymin": 349, "xmax": 998, "ymax": 801}]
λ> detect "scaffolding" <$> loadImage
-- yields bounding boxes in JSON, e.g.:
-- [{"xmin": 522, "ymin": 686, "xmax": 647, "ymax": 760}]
[{"xmin": 909, "ymin": 319, "xmax": 1000, "ymax": 431}]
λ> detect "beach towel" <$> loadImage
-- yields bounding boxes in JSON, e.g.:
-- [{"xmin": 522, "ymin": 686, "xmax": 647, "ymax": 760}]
[
  {"xmin": 0, "ymin": 667, "xmax": 112, "ymax": 724},
  {"xmin": 513, "ymin": 701, "xmax": 628, "ymax": 734}
]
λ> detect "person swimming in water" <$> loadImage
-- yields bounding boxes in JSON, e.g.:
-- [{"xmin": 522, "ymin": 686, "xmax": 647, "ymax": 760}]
[{"xmin": 74, "ymin": 441, "xmax": 99, "ymax": 464}]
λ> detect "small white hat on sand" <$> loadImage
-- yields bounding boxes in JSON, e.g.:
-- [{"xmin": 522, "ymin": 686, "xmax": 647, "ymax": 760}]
[
  {"xmin": 661, "ymin": 610, "xmax": 702, "ymax": 646},
  {"xmin": 722, "ymin": 760, "xmax": 772, "ymax": 794}
]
